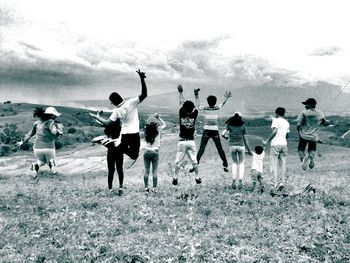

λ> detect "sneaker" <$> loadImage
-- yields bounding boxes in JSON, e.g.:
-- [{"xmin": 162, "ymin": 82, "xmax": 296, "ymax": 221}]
[
  {"xmin": 309, "ymin": 158, "xmax": 315, "ymax": 169},
  {"xmin": 172, "ymin": 178, "xmax": 178, "ymax": 186},
  {"xmin": 195, "ymin": 178, "xmax": 202, "ymax": 184},
  {"xmin": 223, "ymin": 167, "xmax": 229, "ymax": 173},
  {"xmin": 49, "ymin": 159, "xmax": 57, "ymax": 174},
  {"xmin": 91, "ymin": 135, "xmax": 107, "ymax": 144},
  {"xmin": 304, "ymin": 184, "xmax": 316, "ymax": 194},
  {"xmin": 151, "ymin": 188, "xmax": 157, "ymax": 194},
  {"xmin": 238, "ymin": 179, "xmax": 243, "ymax": 190},
  {"xmin": 232, "ymin": 179, "xmax": 236, "ymax": 189},
  {"xmin": 30, "ymin": 163, "xmax": 39, "ymax": 178},
  {"xmin": 189, "ymin": 167, "xmax": 195, "ymax": 173},
  {"xmin": 301, "ymin": 157, "xmax": 309, "ymax": 171},
  {"xmin": 118, "ymin": 188, "xmax": 123, "ymax": 196}
]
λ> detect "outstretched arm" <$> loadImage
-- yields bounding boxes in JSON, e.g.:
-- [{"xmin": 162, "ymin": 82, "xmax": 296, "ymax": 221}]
[
  {"xmin": 136, "ymin": 69, "xmax": 147, "ymax": 102},
  {"xmin": 218, "ymin": 91, "xmax": 232, "ymax": 109},
  {"xmin": 243, "ymin": 133, "xmax": 252, "ymax": 154},
  {"xmin": 154, "ymin": 113, "xmax": 166, "ymax": 130},
  {"xmin": 321, "ymin": 118, "xmax": 332, "ymax": 126},
  {"xmin": 89, "ymin": 111, "xmax": 112, "ymax": 126},
  {"xmin": 17, "ymin": 124, "xmax": 37, "ymax": 147},
  {"xmin": 262, "ymin": 127, "xmax": 277, "ymax": 146},
  {"xmin": 194, "ymin": 88, "xmax": 202, "ymax": 110},
  {"xmin": 178, "ymin": 85, "xmax": 184, "ymax": 106}
]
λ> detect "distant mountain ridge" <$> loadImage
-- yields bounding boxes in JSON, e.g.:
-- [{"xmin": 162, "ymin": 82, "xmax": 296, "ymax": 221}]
[{"xmin": 71, "ymin": 81, "xmax": 350, "ymax": 116}]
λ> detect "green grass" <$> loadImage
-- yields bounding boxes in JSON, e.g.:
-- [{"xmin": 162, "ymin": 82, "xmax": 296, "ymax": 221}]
[
  {"xmin": 1, "ymin": 103, "xmax": 350, "ymax": 262},
  {"xmin": 0, "ymin": 136, "xmax": 350, "ymax": 262}
]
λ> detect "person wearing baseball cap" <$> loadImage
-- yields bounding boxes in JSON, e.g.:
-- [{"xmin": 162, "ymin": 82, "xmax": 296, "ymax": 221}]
[
  {"xmin": 44, "ymin": 106, "xmax": 61, "ymax": 117},
  {"xmin": 17, "ymin": 106, "xmax": 63, "ymax": 178},
  {"xmin": 297, "ymin": 98, "xmax": 332, "ymax": 170}
]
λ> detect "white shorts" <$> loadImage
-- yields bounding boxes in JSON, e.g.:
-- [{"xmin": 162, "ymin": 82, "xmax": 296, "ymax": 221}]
[
  {"xmin": 34, "ymin": 148, "xmax": 56, "ymax": 165},
  {"xmin": 175, "ymin": 140, "xmax": 197, "ymax": 165}
]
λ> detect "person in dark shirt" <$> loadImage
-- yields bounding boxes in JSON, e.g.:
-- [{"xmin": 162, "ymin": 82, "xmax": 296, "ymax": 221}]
[{"xmin": 172, "ymin": 85, "xmax": 201, "ymax": 186}]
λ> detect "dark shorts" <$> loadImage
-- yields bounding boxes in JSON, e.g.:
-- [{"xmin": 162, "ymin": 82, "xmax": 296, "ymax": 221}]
[{"xmin": 298, "ymin": 136, "xmax": 316, "ymax": 152}]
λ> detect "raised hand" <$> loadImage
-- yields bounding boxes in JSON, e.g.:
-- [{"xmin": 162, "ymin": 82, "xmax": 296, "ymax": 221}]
[
  {"xmin": 262, "ymin": 140, "xmax": 267, "ymax": 146},
  {"xmin": 177, "ymin": 85, "xmax": 183, "ymax": 93},
  {"xmin": 194, "ymin": 88, "xmax": 200, "ymax": 97},
  {"xmin": 136, "ymin": 69, "xmax": 146, "ymax": 79},
  {"xmin": 224, "ymin": 91, "xmax": 232, "ymax": 99},
  {"xmin": 154, "ymin": 113, "xmax": 160, "ymax": 119},
  {"xmin": 16, "ymin": 140, "xmax": 24, "ymax": 148}
]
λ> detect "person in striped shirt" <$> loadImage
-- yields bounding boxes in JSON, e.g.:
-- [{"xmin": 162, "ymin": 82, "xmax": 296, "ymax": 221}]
[{"xmin": 191, "ymin": 89, "xmax": 232, "ymax": 172}]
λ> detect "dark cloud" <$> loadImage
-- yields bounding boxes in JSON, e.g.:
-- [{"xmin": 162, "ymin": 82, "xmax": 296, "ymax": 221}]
[{"xmin": 309, "ymin": 47, "xmax": 343, "ymax": 56}]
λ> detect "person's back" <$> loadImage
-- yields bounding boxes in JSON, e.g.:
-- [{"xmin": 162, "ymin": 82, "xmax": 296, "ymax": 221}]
[
  {"xmin": 298, "ymin": 108, "xmax": 324, "ymax": 141},
  {"xmin": 227, "ymin": 124, "xmax": 246, "ymax": 146},
  {"xmin": 119, "ymin": 97, "xmax": 140, "ymax": 135},
  {"xmin": 33, "ymin": 119, "xmax": 57, "ymax": 149},
  {"xmin": 179, "ymin": 106, "xmax": 198, "ymax": 140},
  {"xmin": 270, "ymin": 117, "xmax": 290, "ymax": 146}
]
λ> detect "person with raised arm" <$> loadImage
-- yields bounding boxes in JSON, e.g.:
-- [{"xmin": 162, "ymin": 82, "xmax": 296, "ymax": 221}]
[
  {"xmin": 89, "ymin": 69, "xmax": 148, "ymax": 195},
  {"xmin": 172, "ymin": 85, "xmax": 201, "ymax": 186},
  {"xmin": 296, "ymin": 98, "xmax": 332, "ymax": 170},
  {"xmin": 190, "ymin": 89, "xmax": 231, "ymax": 173}
]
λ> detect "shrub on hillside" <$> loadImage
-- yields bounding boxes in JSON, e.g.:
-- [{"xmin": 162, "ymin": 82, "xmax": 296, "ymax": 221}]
[
  {"xmin": 67, "ymin": 127, "xmax": 77, "ymax": 134},
  {"xmin": 0, "ymin": 145, "xmax": 11, "ymax": 157}
]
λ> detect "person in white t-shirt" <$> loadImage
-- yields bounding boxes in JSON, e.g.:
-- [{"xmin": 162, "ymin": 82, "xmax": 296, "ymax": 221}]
[
  {"xmin": 89, "ymin": 69, "xmax": 147, "ymax": 195},
  {"xmin": 250, "ymin": 145, "xmax": 265, "ymax": 193},
  {"xmin": 263, "ymin": 107, "xmax": 290, "ymax": 192}
]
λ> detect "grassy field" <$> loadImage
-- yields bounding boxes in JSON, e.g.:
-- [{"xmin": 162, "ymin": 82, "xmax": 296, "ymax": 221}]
[
  {"xmin": 0, "ymin": 130, "xmax": 350, "ymax": 262},
  {"xmin": 1, "ymin": 102, "xmax": 350, "ymax": 262}
]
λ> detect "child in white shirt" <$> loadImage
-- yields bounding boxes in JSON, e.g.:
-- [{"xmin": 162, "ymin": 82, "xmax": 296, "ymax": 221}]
[{"xmin": 250, "ymin": 145, "xmax": 265, "ymax": 192}]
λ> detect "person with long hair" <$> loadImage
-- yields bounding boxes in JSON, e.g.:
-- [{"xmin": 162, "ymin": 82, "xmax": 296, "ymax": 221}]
[
  {"xmin": 142, "ymin": 114, "xmax": 166, "ymax": 193},
  {"xmin": 222, "ymin": 112, "xmax": 252, "ymax": 189},
  {"xmin": 18, "ymin": 106, "xmax": 63, "ymax": 177}
]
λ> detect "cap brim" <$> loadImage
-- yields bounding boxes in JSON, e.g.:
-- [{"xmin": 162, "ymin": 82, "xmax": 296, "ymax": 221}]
[{"xmin": 302, "ymin": 101, "xmax": 307, "ymax": 105}]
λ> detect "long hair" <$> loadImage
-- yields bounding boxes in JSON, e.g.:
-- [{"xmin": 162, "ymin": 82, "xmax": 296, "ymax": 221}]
[
  {"xmin": 33, "ymin": 107, "xmax": 50, "ymax": 121},
  {"xmin": 145, "ymin": 123, "xmax": 159, "ymax": 145},
  {"xmin": 226, "ymin": 113, "xmax": 244, "ymax": 126},
  {"xmin": 104, "ymin": 119, "xmax": 121, "ymax": 139}
]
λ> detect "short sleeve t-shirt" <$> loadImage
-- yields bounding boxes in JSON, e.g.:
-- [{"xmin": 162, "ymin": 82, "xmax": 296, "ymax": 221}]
[
  {"xmin": 109, "ymin": 97, "xmax": 140, "ymax": 134},
  {"xmin": 227, "ymin": 125, "xmax": 246, "ymax": 146},
  {"xmin": 179, "ymin": 108, "xmax": 198, "ymax": 140},
  {"xmin": 32, "ymin": 120, "xmax": 56, "ymax": 149},
  {"xmin": 199, "ymin": 106, "xmax": 221, "ymax": 130},
  {"xmin": 251, "ymin": 151, "xmax": 265, "ymax": 173},
  {"xmin": 297, "ymin": 109, "xmax": 325, "ymax": 141},
  {"xmin": 270, "ymin": 117, "xmax": 290, "ymax": 146}
]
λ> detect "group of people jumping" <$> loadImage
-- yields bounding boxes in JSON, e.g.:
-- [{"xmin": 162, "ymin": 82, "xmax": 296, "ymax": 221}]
[{"xmin": 19, "ymin": 69, "xmax": 332, "ymax": 196}]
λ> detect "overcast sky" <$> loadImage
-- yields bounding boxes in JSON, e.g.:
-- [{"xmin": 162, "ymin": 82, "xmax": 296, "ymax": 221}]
[{"xmin": 1, "ymin": 0, "xmax": 350, "ymax": 103}]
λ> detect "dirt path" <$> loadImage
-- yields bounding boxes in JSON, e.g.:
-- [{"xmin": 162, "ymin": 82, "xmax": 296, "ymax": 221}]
[{"xmin": 1, "ymin": 134, "xmax": 349, "ymax": 179}]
